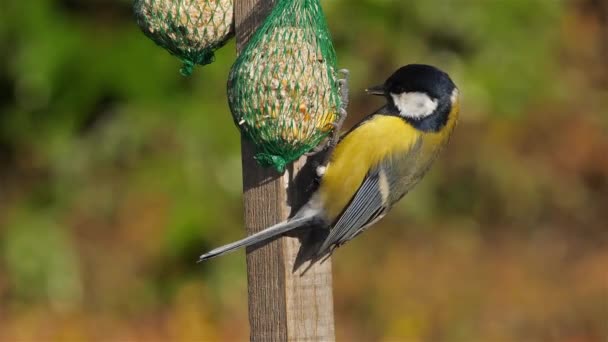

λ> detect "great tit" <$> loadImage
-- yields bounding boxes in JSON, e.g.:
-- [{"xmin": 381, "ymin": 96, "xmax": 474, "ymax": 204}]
[{"xmin": 200, "ymin": 64, "xmax": 459, "ymax": 261}]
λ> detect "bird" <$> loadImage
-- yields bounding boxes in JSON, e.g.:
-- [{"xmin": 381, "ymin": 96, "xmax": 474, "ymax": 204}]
[{"xmin": 199, "ymin": 64, "xmax": 460, "ymax": 262}]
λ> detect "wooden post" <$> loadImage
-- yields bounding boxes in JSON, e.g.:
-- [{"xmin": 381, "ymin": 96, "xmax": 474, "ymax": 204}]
[{"xmin": 235, "ymin": 1, "xmax": 335, "ymax": 341}]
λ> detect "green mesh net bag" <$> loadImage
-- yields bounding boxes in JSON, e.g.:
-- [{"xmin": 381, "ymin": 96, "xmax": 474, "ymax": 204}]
[
  {"xmin": 227, "ymin": 0, "xmax": 341, "ymax": 172},
  {"xmin": 134, "ymin": 0, "xmax": 234, "ymax": 75}
]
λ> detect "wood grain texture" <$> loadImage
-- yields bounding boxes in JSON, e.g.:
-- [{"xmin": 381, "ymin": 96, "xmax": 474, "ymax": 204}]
[{"xmin": 235, "ymin": 1, "xmax": 335, "ymax": 341}]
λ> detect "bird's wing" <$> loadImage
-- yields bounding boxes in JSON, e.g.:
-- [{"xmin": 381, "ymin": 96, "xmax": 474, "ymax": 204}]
[
  {"xmin": 316, "ymin": 113, "xmax": 429, "ymax": 255},
  {"xmin": 318, "ymin": 166, "xmax": 389, "ymax": 253}
]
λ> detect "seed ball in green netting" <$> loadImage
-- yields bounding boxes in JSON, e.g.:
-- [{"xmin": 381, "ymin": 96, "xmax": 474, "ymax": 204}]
[
  {"xmin": 228, "ymin": 27, "xmax": 340, "ymax": 171},
  {"xmin": 134, "ymin": 0, "xmax": 233, "ymax": 75}
]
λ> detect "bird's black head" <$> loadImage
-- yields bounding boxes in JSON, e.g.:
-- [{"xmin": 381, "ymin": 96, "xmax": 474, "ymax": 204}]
[{"xmin": 366, "ymin": 64, "xmax": 459, "ymax": 132}]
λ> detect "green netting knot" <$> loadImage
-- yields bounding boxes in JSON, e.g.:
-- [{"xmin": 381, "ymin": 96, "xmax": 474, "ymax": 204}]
[
  {"xmin": 228, "ymin": 0, "xmax": 341, "ymax": 172},
  {"xmin": 180, "ymin": 59, "xmax": 196, "ymax": 76},
  {"xmin": 254, "ymin": 153, "xmax": 288, "ymax": 173},
  {"xmin": 134, "ymin": 0, "xmax": 234, "ymax": 75}
]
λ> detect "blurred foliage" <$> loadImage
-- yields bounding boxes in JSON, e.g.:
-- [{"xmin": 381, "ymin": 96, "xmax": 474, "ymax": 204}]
[{"xmin": 1, "ymin": 0, "xmax": 607, "ymax": 340}]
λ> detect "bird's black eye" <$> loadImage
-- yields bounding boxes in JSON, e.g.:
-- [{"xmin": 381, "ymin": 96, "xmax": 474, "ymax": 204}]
[{"xmin": 391, "ymin": 85, "xmax": 406, "ymax": 93}]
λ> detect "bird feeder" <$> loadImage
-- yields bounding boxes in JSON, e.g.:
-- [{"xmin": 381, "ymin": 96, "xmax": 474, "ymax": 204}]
[
  {"xmin": 227, "ymin": 0, "xmax": 341, "ymax": 172},
  {"xmin": 134, "ymin": 0, "xmax": 234, "ymax": 75}
]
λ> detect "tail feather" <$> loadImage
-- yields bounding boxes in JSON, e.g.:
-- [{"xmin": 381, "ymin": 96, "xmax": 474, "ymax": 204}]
[{"xmin": 198, "ymin": 215, "xmax": 317, "ymax": 262}]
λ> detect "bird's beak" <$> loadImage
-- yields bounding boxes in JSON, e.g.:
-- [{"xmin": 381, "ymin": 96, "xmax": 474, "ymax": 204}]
[{"xmin": 365, "ymin": 84, "xmax": 385, "ymax": 96}]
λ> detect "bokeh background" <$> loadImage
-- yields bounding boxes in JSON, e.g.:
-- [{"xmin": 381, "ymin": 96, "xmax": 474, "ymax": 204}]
[{"xmin": 1, "ymin": 0, "xmax": 607, "ymax": 340}]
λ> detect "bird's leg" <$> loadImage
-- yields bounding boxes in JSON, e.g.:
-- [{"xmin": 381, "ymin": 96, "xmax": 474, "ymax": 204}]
[{"xmin": 306, "ymin": 69, "xmax": 350, "ymax": 159}]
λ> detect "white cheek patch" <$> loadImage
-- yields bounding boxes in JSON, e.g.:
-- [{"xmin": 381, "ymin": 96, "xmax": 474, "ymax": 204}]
[{"xmin": 391, "ymin": 92, "xmax": 438, "ymax": 119}]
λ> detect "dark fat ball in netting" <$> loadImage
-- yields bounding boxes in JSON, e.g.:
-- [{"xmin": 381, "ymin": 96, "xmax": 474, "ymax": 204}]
[
  {"xmin": 134, "ymin": 0, "xmax": 233, "ymax": 76},
  {"xmin": 228, "ymin": 0, "xmax": 342, "ymax": 172}
]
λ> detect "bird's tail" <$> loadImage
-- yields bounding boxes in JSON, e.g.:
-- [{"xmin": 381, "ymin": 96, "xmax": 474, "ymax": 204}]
[{"xmin": 198, "ymin": 214, "xmax": 318, "ymax": 262}]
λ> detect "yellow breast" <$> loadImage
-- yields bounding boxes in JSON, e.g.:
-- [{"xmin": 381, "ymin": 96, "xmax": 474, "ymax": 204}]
[
  {"xmin": 318, "ymin": 115, "xmax": 422, "ymax": 220},
  {"xmin": 318, "ymin": 97, "xmax": 459, "ymax": 221}
]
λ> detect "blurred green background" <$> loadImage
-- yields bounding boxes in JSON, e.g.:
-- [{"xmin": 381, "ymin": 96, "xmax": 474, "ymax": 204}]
[{"xmin": 1, "ymin": 0, "xmax": 607, "ymax": 340}]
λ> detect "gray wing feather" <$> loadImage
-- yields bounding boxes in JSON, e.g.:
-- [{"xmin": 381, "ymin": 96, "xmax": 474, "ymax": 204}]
[
  {"xmin": 319, "ymin": 168, "xmax": 387, "ymax": 253},
  {"xmin": 318, "ymin": 137, "xmax": 428, "ymax": 255}
]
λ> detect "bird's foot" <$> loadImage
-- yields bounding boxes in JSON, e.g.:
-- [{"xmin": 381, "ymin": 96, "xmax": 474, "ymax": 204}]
[{"xmin": 306, "ymin": 69, "xmax": 350, "ymax": 159}]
